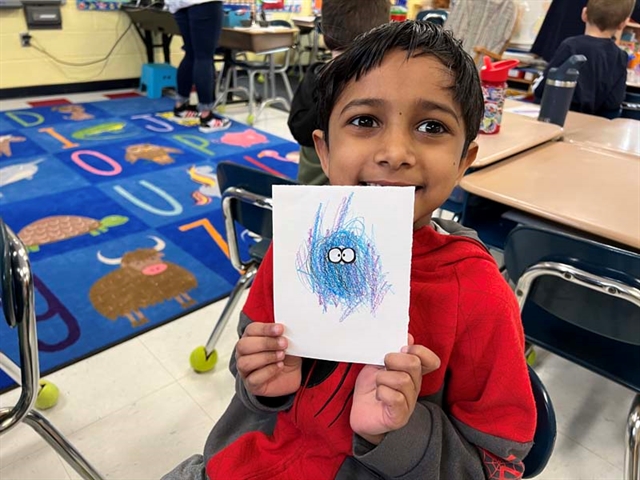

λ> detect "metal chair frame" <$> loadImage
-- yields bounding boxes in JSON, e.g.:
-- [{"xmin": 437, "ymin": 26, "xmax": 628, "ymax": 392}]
[
  {"xmin": 201, "ymin": 187, "xmax": 273, "ymax": 358},
  {"xmin": 0, "ymin": 222, "xmax": 104, "ymax": 480},
  {"xmin": 514, "ymin": 260, "xmax": 640, "ymax": 480}
]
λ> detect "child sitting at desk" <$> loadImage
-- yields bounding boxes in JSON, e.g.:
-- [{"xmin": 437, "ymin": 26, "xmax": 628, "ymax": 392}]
[
  {"xmin": 288, "ymin": 0, "xmax": 390, "ymax": 186},
  {"xmin": 534, "ymin": 0, "xmax": 634, "ymax": 118},
  {"xmin": 163, "ymin": 21, "xmax": 535, "ymax": 480}
]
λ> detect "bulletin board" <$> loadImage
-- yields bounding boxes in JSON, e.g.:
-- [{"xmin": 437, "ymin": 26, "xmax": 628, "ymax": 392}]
[
  {"xmin": 224, "ymin": 0, "xmax": 302, "ymax": 13},
  {"xmin": 76, "ymin": 0, "xmax": 125, "ymax": 11}
]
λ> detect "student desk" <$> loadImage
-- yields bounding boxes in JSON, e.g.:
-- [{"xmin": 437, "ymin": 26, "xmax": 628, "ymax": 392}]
[
  {"xmin": 472, "ymin": 112, "xmax": 563, "ymax": 168},
  {"xmin": 563, "ymin": 118, "xmax": 640, "ymax": 157},
  {"xmin": 219, "ymin": 27, "xmax": 297, "ymax": 53},
  {"xmin": 214, "ymin": 27, "xmax": 297, "ymax": 123},
  {"xmin": 291, "ymin": 15, "xmax": 320, "ymax": 64},
  {"xmin": 120, "ymin": 5, "xmax": 180, "ymax": 63},
  {"xmin": 120, "ymin": 6, "xmax": 297, "ymax": 62},
  {"xmin": 503, "ymin": 99, "xmax": 610, "ymax": 137},
  {"xmin": 460, "ymin": 142, "xmax": 640, "ymax": 249},
  {"xmin": 291, "ymin": 15, "xmax": 316, "ymax": 30}
]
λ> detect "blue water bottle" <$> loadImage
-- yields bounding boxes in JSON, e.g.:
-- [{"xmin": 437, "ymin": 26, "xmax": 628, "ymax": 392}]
[{"xmin": 538, "ymin": 54, "xmax": 587, "ymax": 127}]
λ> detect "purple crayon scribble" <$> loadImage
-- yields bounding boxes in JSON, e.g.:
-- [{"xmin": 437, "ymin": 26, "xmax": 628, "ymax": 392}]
[{"xmin": 296, "ymin": 193, "xmax": 391, "ymax": 321}]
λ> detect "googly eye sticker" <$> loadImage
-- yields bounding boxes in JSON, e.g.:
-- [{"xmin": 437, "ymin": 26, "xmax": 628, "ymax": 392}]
[
  {"xmin": 341, "ymin": 247, "xmax": 356, "ymax": 264},
  {"xmin": 327, "ymin": 247, "xmax": 356, "ymax": 264},
  {"xmin": 328, "ymin": 247, "xmax": 342, "ymax": 263}
]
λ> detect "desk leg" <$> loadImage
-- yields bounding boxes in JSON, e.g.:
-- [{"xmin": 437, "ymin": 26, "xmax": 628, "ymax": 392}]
[
  {"xmin": 252, "ymin": 53, "xmax": 291, "ymax": 124},
  {"xmin": 311, "ymin": 28, "xmax": 319, "ymax": 63},
  {"xmin": 269, "ymin": 54, "xmax": 276, "ymax": 100},
  {"xmin": 144, "ymin": 30, "xmax": 154, "ymax": 64},
  {"xmin": 162, "ymin": 34, "xmax": 172, "ymax": 64}
]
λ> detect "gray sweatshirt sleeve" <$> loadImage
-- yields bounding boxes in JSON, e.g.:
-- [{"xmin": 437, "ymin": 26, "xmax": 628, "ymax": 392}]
[
  {"xmin": 230, "ymin": 311, "xmax": 295, "ymax": 413},
  {"xmin": 353, "ymin": 399, "xmax": 483, "ymax": 479},
  {"xmin": 352, "ymin": 398, "xmax": 531, "ymax": 479}
]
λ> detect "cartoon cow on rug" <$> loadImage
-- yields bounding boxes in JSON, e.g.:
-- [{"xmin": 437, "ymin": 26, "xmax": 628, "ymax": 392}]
[{"xmin": 89, "ymin": 236, "xmax": 198, "ymax": 328}]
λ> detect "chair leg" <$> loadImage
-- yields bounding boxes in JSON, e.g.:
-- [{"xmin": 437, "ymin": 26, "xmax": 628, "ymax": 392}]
[
  {"xmin": 23, "ymin": 409, "xmax": 104, "ymax": 480},
  {"xmin": 203, "ymin": 265, "xmax": 258, "ymax": 357},
  {"xmin": 625, "ymin": 393, "xmax": 640, "ymax": 480},
  {"xmin": 248, "ymin": 71, "xmax": 257, "ymax": 119},
  {"xmin": 280, "ymin": 71, "xmax": 294, "ymax": 102}
]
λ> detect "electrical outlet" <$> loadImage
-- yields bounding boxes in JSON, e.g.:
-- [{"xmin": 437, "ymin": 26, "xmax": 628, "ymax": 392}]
[{"xmin": 20, "ymin": 32, "xmax": 31, "ymax": 47}]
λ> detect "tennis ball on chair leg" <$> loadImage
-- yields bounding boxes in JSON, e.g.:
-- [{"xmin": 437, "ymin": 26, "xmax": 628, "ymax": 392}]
[
  {"xmin": 35, "ymin": 379, "xmax": 59, "ymax": 410},
  {"xmin": 190, "ymin": 346, "xmax": 218, "ymax": 373}
]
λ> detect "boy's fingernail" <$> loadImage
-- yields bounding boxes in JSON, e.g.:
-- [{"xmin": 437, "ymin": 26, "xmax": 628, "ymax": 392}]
[
  {"xmin": 272, "ymin": 324, "xmax": 281, "ymax": 335},
  {"xmin": 401, "ymin": 346, "xmax": 409, "ymax": 353},
  {"xmin": 276, "ymin": 350, "xmax": 285, "ymax": 359},
  {"xmin": 277, "ymin": 337, "xmax": 287, "ymax": 348}
]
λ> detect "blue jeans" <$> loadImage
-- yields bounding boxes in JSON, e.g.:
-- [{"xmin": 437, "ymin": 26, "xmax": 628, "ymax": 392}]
[{"xmin": 173, "ymin": 1, "xmax": 223, "ymax": 110}]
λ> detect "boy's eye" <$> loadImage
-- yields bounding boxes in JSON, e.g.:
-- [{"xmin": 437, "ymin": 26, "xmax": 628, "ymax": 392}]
[
  {"xmin": 417, "ymin": 121, "xmax": 447, "ymax": 134},
  {"xmin": 349, "ymin": 116, "xmax": 379, "ymax": 128}
]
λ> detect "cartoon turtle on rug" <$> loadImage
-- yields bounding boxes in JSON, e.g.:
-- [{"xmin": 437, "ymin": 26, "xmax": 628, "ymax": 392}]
[{"xmin": 18, "ymin": 215, "xmax": 129, "ymax": 252}]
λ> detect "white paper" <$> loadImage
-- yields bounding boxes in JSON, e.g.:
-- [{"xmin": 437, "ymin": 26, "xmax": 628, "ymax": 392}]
[
  {"xmin": 505, "ymin": 105, "xmax": 540, "ymax": 118},
  {"xmin": 273, "ymin": 185, "xmax": 414, "ymax": 365}
]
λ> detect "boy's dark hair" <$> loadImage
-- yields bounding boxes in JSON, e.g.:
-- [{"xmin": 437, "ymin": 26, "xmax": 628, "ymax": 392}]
[
  {"xmin": 317, "ymin": 21, "xmax": 483, "ymax": 156},
  {"xmin": 321, "ymin": 0, "xmax": 390, "ymax": 51},
  {"xmin": 586, "ymin": 0, "xmax": 634, "ymax": 31}
]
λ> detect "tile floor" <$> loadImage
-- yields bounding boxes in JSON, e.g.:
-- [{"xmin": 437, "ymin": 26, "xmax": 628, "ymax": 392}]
[{"xmin": 0, "ymin": 92, "xmax": 636, "ymax": 479}]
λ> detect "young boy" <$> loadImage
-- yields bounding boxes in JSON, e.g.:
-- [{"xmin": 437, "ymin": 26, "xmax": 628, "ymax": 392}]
[
  {"xmin": 288, "ymin": 0, "xmax": 390, "ymax": 186},
  {"xmin": 164, "ymin": 21, "xmax": 535, "ymax": 480},
  {"xmin": 534, "ymin": 0, "xmax": 634, "ymax": 118}
]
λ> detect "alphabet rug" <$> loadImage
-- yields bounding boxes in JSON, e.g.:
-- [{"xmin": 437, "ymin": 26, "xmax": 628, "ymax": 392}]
[{"xmin": 0, "ymin": 97, "xmax": 299, "ymax": 391}]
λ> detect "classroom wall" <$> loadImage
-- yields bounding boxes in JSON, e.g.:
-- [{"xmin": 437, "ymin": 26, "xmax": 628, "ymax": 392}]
[
  {"xmin": 0, "ymin": 0, "xmax": 314, "ymax": 91},
  {"xmin": 0, "ymin": 5, "xmax": 186, "ymax": 90}
]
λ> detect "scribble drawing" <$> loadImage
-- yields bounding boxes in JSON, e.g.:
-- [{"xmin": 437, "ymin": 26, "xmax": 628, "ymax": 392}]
[{"xmin": 296, "ymin": 193, "xmax": 391, "ymax": 321}]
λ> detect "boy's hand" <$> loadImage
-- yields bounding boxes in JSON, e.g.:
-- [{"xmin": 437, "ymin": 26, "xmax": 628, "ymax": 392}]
[
  {"xmin": 235, "ymin": 323, "xmax": 302, "ymax": 398},
  {"xmin": 350, "ymin": 334, "xmax": 441, "ymax": 445}
]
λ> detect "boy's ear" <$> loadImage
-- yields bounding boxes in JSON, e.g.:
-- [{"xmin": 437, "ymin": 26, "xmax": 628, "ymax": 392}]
[
  {"xmin": 312, "ymin": 129, "xmax": 330, "ymax": 177},
  {"xmin": 581, "ymin": 7, "xmax": 588, "ymax": 23},
  {"xmin": 456, "ymin": 142, "xmax": 478, "ymax": 182}
]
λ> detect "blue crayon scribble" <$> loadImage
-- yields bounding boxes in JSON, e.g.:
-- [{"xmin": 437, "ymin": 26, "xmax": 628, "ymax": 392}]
[{"xmin": 296, "ymin": 193, "xmax": 391, "ymax": 321}]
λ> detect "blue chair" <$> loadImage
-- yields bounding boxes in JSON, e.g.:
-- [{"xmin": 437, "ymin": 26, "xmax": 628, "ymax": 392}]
[
  {"xmin": 504, "ymin": 225, "xmax": 640, "ymax": 480},
  {"xmin": 416, "ymin": 9, "xmax": 449, "ymax": 26},
  {"xmin": 523, "ymin": 365, "xmax": 557, "ymax": 478},
  {"xmin": 0, "ymin": 218, "xmax": 104, "ymax": 479},
  {"xmin": 139, "ymin": 63, "xmax": 177, "ymax": 99},
  {"xmin": 189, "ymin": 162, "xmax": 297, "ymax": 372}
]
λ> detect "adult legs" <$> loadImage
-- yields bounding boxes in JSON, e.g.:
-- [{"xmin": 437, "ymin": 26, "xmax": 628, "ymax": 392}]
[
  {"xmin": 173, "ymin": 6, "xmax": 195, "ymax": 108},
  {"xmin": 188, "ymin": 1, "xmax": 224, "ymax": 117}
]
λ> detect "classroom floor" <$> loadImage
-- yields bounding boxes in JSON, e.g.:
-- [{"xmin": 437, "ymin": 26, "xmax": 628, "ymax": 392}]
[{"xmin": 0, "ymin": 92, "xmax": 636, "ymax": 480}]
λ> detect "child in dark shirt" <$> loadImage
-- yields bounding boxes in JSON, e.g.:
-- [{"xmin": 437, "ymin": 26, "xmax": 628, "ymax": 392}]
[
  {"xmin": 288, "ymin": 0, "xmax": 390, "ymax": 185},
  {"xmin": 534, "ymin": 0, "xmax": 634, "ymax": 118}
]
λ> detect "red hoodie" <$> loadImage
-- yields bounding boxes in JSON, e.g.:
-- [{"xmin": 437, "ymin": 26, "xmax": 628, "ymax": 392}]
[{"xmin": 206, "ymin": 223, "xmax": 535, "ymax": 479}]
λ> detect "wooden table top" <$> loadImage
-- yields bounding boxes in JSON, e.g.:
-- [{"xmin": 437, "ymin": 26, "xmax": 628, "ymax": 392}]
[
  {"xmin": 220, "ymin": 27, "xmax": 296, "ymax": 53},
  {"xmin": 460, "ymin": 141, "xmax": 640, "ymax": 249},
  {"xmin": 291, "ymin": 16, "xmax": 316, "ymax": 29},
  {"xmin": 563, "ymin": 117, "xmax": 640, "ymax": 157},
  {"xmin": 472, "ymin": 111, "xmax": 563, "ymax": 168},
  {"xmin": 503, "ymin": 99, "xmax": 610, "ymax": 137},
  {"xmin": 222, "ymin": 26, "xmax": 298, "ymax": 36}
]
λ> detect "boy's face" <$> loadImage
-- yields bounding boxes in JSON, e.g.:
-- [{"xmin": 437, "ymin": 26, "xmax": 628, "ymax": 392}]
[{"xmin": 313, "ymin": 50, "xmax": 478, "ymax": 230}]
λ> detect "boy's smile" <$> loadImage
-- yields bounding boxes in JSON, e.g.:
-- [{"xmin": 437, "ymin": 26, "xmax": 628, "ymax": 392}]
[{"xmin": 313, "ymin": 50, "xmax": 478, "ymax": 230}]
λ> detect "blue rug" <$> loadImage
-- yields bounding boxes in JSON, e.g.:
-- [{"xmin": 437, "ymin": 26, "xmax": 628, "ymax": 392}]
[{"xmin": 0, "ymin": 97, "xmax": 299, "ymax": 391}]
